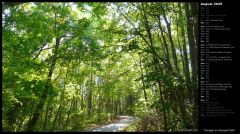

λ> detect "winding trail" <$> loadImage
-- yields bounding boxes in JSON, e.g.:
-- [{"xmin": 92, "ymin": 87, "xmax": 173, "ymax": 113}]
[{"xmin": 85, "ymin": 115, "xmax": 135, "ymax": 132}]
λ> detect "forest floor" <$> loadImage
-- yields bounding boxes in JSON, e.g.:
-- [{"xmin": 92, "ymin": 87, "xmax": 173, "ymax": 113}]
[{"xmin": 80, "ymin": 116, "xmax": 135, "ymax": 132}]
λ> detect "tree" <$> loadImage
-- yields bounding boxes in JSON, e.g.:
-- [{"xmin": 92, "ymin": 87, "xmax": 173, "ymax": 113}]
[{"xmin": 3, "ymin": 2, "xmax": 198, "ymax": 132}]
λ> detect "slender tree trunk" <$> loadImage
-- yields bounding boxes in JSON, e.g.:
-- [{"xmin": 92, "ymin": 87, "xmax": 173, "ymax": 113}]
[
  {"xmin": 87, "ymin": 73, "xmax": 93, "ymax": 118},
  {"xmin": 173, "ymin": 4, "xmax": 185, "ymax": 69},
  {"xmin": 139, "ymin": 55, "xmax": 148, "ymax": 101},
  {"xmin": 106, "ymin": 98, "xmax": 110, "ymax": 113},
  {"xmin": 81, "ymin": 92, "xmax": 84, "ymax": 109},
  {"xmin": 98, "ymin": 89, "xmax": 101, "ymax": 122},
  {"xmin": 141, "ymin": 3, "xmax": 168, "ymax": 131},
  {"xmin": 157, "ymin": 16, "xmax": 170, "ymax": 64},
  {"xmin": 185, "ymin": 2, "xmax": 198, "ymax": 129},
  {"xmin": 42, "ymin": 98, "xmax": 50, "ymax": 131},
  {"xmin": 153, "ymin": 63, "xmax": 169, "ymax": 131},
  {"xmin": 119, "ymin": 99, "xmax": 122, "ymax": 114},
  {"xmin": 190, "ymin": 2, "xmax": 198, "ymax": 51},
  {"xmin": 65, "ymin": 96, "xmax": 75, "ymax": 130},
  {"xmin": 177, "ymin": 89, "xmax": 191, "ymax": 128},
  {"xmin": 178, "ymin": 3, "xmax": 192, "ymax": 98},
  {"xmin": 161, "ymin": 5, "xmax": 180, "ymax": 73},
  {"xmin": 185, "ymin": 3, "xmax": 197, "ymax": 83},
  {"xmin": 51, "ymin": 86, "xmax": 65, "ymax": 131}
]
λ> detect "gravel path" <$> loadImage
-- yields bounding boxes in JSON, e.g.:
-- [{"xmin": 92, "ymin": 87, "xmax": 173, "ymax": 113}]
[{"xmin": 86, "ymin": 116, "xmax": 135, "ymax": 132}]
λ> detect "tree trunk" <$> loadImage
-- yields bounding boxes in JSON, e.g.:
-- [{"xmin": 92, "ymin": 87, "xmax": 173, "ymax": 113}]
[
  {"xmin": 157, "ymin": 16, "xmax": 170, "ymax": 65},
  {"xmin": 178, "ymin": 3, "xmax": 192, "ymax": 98},
  {"xmin": 98, "ymin": 90, "xmax": 101, "ymax": 122},
  {"xmin": 65, "ymin": 97, "xmax": 75, "ymax": 130},
  {"xmin": 139, "ymin": 55, "xmax": 148, "ymax": 101},
  {"xmin": 141, "ymin": 3, "xmax": 168, "ymax": 131},
  {"xmin": 42, "ymin": 98, "xmax": 50, "ymax": 131},
  {"xmin": 87, "ymin": 73, "xmax": 93, "ymax": 118},
  {"xmin": 177, "ymin": 89, "xmax": 191, "ymax": 128},
  {"xmin": 51, "ymin": 84, "xmax": 66, "ymax": 131},
  {"xmin": 185, "ymin": 2, "xmax": 198, "ymax": 129},
  {"xmin": 161, "ymin": 5, "xmax": 180, "ymax": 73},
  {"xmin": 26, "ymin": 37, "xmax": 60, "ymax": 131}
]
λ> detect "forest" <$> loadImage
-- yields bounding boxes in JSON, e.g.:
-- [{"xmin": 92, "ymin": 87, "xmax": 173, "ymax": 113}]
[{"xmin": 2, "ymin": 2, "xmax": 198, "ymax": 132}]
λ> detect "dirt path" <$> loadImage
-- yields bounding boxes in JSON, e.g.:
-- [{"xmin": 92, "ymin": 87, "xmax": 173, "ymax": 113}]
[{"xmin": 84, "ymin": 115, "xmax": 135, "ymax": 132}]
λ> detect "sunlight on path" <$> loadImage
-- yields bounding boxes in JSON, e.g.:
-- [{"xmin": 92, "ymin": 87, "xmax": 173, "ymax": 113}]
[{"xmin": 88, "ymin": 116, "xmax": 135, "ymax": 132}]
